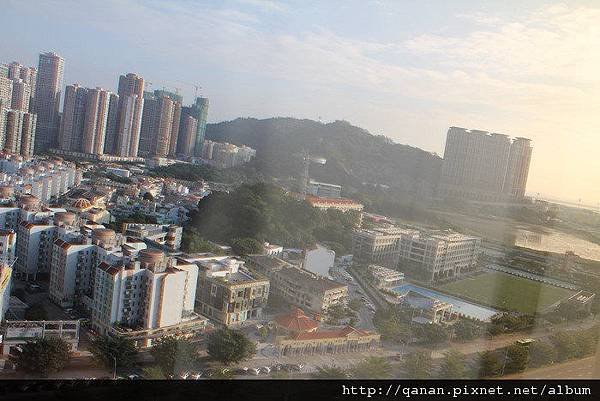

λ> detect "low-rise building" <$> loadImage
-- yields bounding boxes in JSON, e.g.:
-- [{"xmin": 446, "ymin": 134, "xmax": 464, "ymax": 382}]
[
  {"xmin": 353, "ymin": 224, "xmax": 481, "ymax": 283},
  {"xmin": 122, "ymin": 223, "xmax": 182, "ymax": 251},
  {"xmin": 0, "ymin": 320, "xmax": 80, "ymax": 355},
  {"xmin": 263, "ymin": 242, "xmax": 283, "ymax": 257},
  {"xmin": 369, "ymin": 264, "xmax": 404, "ymax": 289},
  {"xmin": 106, "ymin": 167, "xmax": 131, "ymax": 178},
  {"xmin": 185, "ymin": 255, "xmax": 269, "ymax": 327},
  {"xmin": 201, "ymin": 140, "xmax": 256, "ymax": 168},
  {"xmin": 352, "ymin": 226, "xmax": 404, "ymax": 269},
  {"xmin": 275, "ymin": 325, "xmax": 380, "ymax": 356},
  {"xmin": 305, "ymin": 195, "xmax": 364, "ymax": 214},
  {"xmin": 247, "ymin": 255, "xmax": 348, "ymax": 313},
  {"xmin": 399, "ymin": 291, "xmax": 456, "ymax": 324},
  {"xmin": 272, "ymin": 307, "xmax": 319, "ymax": 336},
  {"xmin": 308, "ymin": 180, "xmax": 342, "ymax": 199}
]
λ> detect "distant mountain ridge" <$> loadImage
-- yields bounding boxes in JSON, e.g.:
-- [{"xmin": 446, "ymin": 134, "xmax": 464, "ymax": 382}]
[{"xmin": 205, "ymin": 117, "xmax": 442, "ymax": 197}]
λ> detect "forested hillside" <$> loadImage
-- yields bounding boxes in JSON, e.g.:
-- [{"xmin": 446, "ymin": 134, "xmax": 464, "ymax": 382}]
[
  {"xmin": 185, "ymin": 183, "xmax": 360, "ymax": 253},
  {"xmin": 206, "ymin": 117, "xmax": 442, "ymax": 197}
]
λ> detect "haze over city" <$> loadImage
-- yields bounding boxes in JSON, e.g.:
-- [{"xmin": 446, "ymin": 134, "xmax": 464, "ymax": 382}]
[{"xmin": 1, "ymin": 0, "xmax": 599, "ymax": 203}]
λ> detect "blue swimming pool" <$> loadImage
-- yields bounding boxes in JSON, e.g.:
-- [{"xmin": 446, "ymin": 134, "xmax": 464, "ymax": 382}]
[{"xmin": 392, "ymin": 283, "xmax": 498, "ymax": 322}]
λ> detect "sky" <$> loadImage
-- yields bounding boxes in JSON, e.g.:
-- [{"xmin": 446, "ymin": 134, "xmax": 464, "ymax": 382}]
[{"xmin": 1, "ymin": 0, "xmax": 599, "ymax": 204}]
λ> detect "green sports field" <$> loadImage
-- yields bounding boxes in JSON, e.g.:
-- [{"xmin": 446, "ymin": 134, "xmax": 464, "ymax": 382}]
[{"xmin": 439, "ymin": 271, "xmax": 575, "ymax": 315}]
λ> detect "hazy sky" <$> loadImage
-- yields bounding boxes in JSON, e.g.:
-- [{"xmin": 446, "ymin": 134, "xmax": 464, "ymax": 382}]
[{"xmin": 1, "ymin": 1, "xmax": 599, "ymax": 204}]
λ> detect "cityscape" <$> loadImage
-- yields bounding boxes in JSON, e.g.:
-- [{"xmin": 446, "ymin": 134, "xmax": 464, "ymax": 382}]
[{"xmin": 0, "ymin": 1, "xmax": 599, "ymax": 392}]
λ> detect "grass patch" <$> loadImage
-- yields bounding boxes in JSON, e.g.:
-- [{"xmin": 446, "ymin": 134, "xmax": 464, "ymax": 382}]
[{"xmin": 440, "ymin": 272, "xmax": 575, "ymax": 314}]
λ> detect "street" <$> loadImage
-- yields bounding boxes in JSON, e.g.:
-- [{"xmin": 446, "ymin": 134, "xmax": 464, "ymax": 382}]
[{"xmin": 503, "ymin": 356, "xmax": 597, "ymax": 379}]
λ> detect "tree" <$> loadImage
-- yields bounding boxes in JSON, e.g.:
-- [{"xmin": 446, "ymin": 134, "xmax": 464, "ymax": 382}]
[
  {"xmin": 150, "ymin": 336, "xmax": 199, "ymax": 376},
  {"xmin": 574, "ymin": 328, "xmax": 598, "ymax": 357},
  {"xmin": 453, "ymin": 320, "xmax": 483, "ymax": 341},
  {"xmin": 550, "ymin": 332, "xmax": 580, "ymax": 361},
  {"xmin": 24, "ymin": 303, "xmax": 48, "ymax": 321},
  {"xmin": 143, "ymin": 365, "xmax": 166, "ymax": 379},
  {"xmin": 403, "ymin": 351, "xmax": 432, "ymax": 379},
  {"xmin": 348, "ymin": 298, "xmax": 363, "ymax": 312},
  {"xmin": 528, "ymin": 341, "xmax": 557, "ymax": 367},
  {"xmin": 207, "ymin": 327, "xmax": 256, "ymax": 365},
  {"xmin": 311, "ymin": 365, "xmax": 349, "ymax": 378},
  {"xmin": 438, "ymin": 350, "xmax": 466, "ymax": 379},
  {"xmin": 89, "ymin": 335, "xmax": 138, "ymax": 370},
  {"xmin": 181, "ymin": 230, "xmax": 224, "ymax": 254},
  {"xmin": 505, "ymin": 345, "xmax": 530, "ymax": 373},
  {"xmin": 351, "ymin": 357, "xmax": 392, "ymax": 379},
  {"xmin": 476, "ymin": 351, "xmax": 502, "ymax": 378},
  {"xmin": 231, "ymin": 237, "xmax": 264, "ymax": 256},
  {"xmin": 258, "ymin": 326, "xmax": 269, "ymax": 342},
  {"xmin": 9, "ymin": 337, "xmax": 71, "ymax": 377},
  {"xmin": 373, "ymin": 309, "xmax": 412, "ymax": 344},
  {"xmin": 420, "ymin": 323, "xmax": 450, "ymax": 344}
]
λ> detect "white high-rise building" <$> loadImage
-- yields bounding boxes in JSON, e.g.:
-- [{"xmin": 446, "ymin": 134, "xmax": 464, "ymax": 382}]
[
  {"xmin": 15, "ymin": 208, "xmax": 80, "ymax": 281},
  {"xmin": 34, "ymin": 52, "xmax": 64, "ymax": 153},
  {"xmin": 439, "ymin": 127, "xmax": 532, "ymax": 202},
  {"xmin": 50, "ymin": 228, "xmax": 122, "ymax": 308},
  {"xmin": 114, "ymin": 73, "xmax": 144, "ymax": 157},
  {"xmin": 92, "ymin": 248, "xmax": 203, "ymax": 347}
]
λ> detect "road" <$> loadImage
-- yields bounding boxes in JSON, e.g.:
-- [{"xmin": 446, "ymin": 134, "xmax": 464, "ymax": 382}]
[
  {"xmin": 504, "ymin": 356, "xmax": 598, "ymax": 379},
  {"xmin": 415, "ymin": 316, "xmax": 599, "ymax": 360},
  {"xmin": 329, "ymin": 264, "xmax": 376, "ymax": 331}
]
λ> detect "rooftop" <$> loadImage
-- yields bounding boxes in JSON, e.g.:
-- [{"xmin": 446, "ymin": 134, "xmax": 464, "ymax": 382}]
[
  {"xmin": 274, "ymin": 308, "xmax": 319, "ymax": 333},
  {"xmin": 278, "ymin": 265, "xmax": 346, "ymax": 292},
  {"xmin": 289, "ymin": 326, "xmax": 376, "ymax": 341}
]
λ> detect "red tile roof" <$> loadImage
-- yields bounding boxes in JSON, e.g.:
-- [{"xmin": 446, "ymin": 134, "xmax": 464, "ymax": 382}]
[
  {"xmin": 289, "ymin": 326, "xmax": 374, "ymax": 341},
  {"xmin": 98, "ymin": 261, "xmax": 121, "ymax": 276},
  {"xmin": 305, "ymin": 195, "xmax": 363, "ymax": 207},
  {"xmin": 274, "ymin": 308, "xmax": 319, "ymax": 333}
]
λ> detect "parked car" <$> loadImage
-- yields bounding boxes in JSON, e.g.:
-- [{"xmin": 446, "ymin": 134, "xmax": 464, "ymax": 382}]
[
  {"xmin": 190, "ymin": 372, "xmax": 202, "ymax": 380},
  {"xmin": 250, "ymin": 368, "xmax": 261, "ymax": 376},
  {"xmin": 271, "ymin": 364, "xmax": 285, "ymax": 372},
  {"xmin": 26, "ymin": 283, "xmax": 42, "ymax": 293},
  {"xmin": 260, "ymin": 366, "xmax": 271, "ymax": 374},
  {"xmin": 288, "ymin": 364, "xmax": 303, "ymax": 372}
]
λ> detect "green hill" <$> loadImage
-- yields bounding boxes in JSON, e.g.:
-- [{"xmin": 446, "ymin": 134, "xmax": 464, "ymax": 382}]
[{"xmin": 205, "ymin": 117, "xmax": 442, "ymax": 198}]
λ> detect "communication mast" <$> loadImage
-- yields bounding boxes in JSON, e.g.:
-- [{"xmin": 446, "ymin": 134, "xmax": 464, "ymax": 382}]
[{"xmin": 299, "ymin": 149, "xmax": 326, "ymax": 199}]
